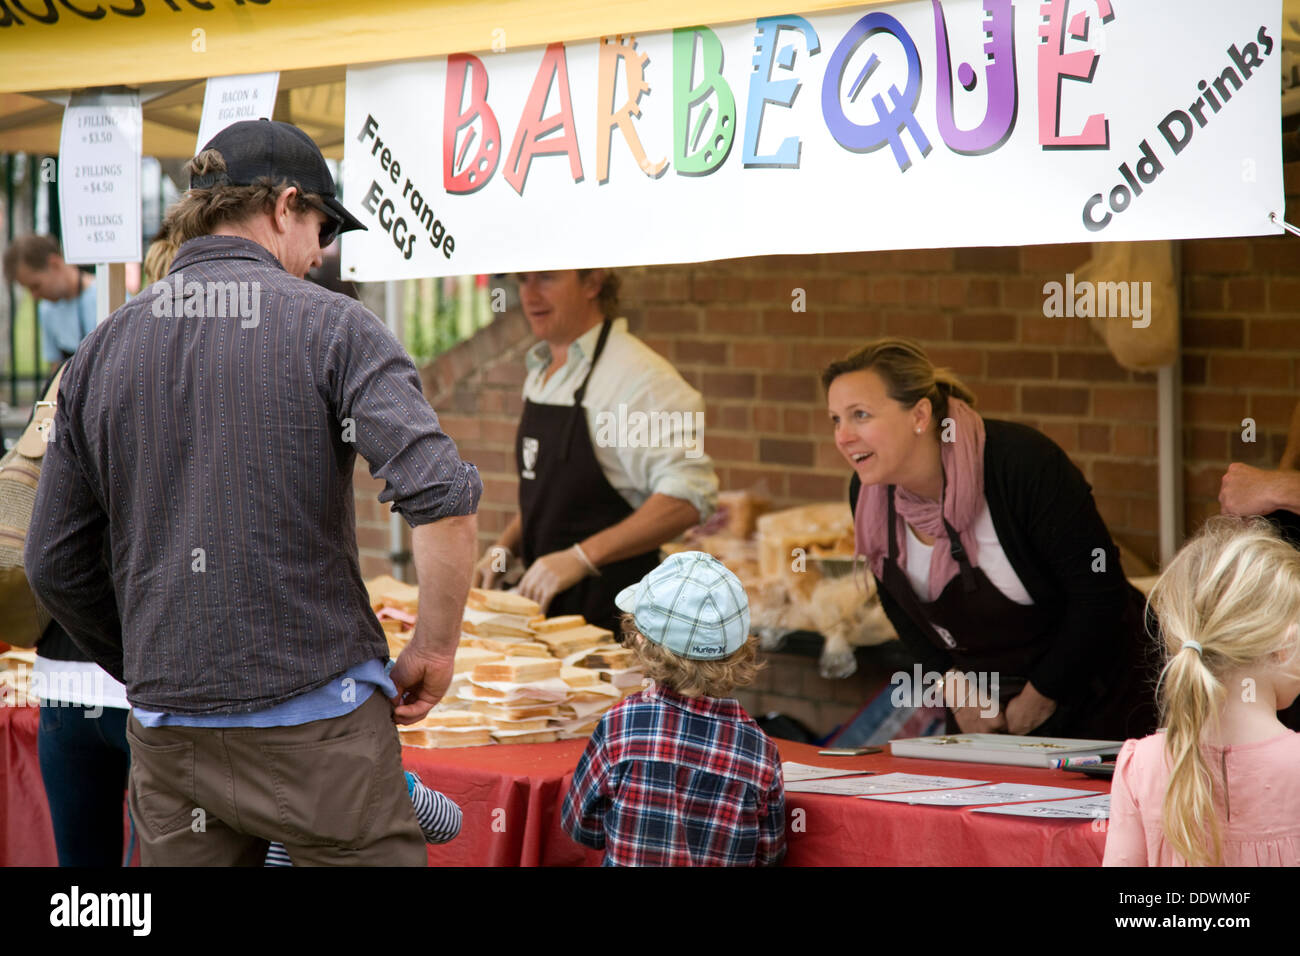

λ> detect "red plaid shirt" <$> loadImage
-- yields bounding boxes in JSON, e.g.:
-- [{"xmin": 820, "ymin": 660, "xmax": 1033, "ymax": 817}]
[{"xmin": 562, "ymin": 683, "xmax": 786, "ymax": 866}]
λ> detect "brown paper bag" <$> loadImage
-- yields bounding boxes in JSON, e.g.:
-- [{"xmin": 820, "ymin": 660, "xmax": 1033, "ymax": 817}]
[{"xmin": 1073, "ymin": 240, "xmax": 1180, "ymax": 371}]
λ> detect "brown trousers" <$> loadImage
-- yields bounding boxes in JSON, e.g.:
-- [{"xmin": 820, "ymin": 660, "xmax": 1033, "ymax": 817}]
[{"xmin": 126, "ymin": 689, "xmax": 426, "ymax": 866}]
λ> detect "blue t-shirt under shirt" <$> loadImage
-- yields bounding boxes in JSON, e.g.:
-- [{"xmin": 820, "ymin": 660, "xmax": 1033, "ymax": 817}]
[
  {"xmin": 38, "ymin": 279, "xmax": 96, "ymax": 363},
  {"xmin": 133, "ymin": 658, "xmax": 395, "ymax": 728}
]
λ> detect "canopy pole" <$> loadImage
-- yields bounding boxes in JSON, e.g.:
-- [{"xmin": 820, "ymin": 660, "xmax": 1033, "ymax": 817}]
[
  {"xmin": 384, "ymin": 278, "xmax": 410, "ymax": 582},
  {"xmin": 94, "ymin": 263, "xmax": 126, "ymax": 323},
  {"xmin": 1158, "ymin": 353, "xmax": 1183, "ymax": 566}
]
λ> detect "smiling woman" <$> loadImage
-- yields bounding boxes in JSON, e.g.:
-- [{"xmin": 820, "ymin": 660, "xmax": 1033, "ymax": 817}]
[{"xmin": 823, "ymin": 338, "xmax": 1158, "ymax": 741}]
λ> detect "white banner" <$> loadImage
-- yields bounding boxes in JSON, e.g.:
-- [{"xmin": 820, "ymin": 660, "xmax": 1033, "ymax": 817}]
[
  {"xmin": 58, "ymin": 91, "xmax": 142, "ymax": 265},
  {"xmin": 342, "ymin": 0, "xmax": 1284, "ymax": 280}
]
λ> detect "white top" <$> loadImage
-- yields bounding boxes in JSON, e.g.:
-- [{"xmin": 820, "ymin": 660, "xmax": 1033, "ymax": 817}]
[
  {"xmin": 904, "ymin": 499, "xmax": 1034, "ymax": 605},
  {"xmin": 522, "ymin": 317, "xmax": 718, "ymax": 521}
]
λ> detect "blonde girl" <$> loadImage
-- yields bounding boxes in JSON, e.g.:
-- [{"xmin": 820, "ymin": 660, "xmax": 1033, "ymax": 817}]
[{"xmin": 1104, "ymin": 516, "xmax": 1300, "ymax": 866}]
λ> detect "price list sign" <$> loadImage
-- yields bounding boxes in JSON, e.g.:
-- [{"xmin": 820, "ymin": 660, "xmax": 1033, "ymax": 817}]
[{"xmin": 58, "ymin": 91, "xmax": 142, "ymax": 265}]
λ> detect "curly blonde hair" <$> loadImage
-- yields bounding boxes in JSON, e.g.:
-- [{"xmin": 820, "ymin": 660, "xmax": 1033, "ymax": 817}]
[{"xmin": 621, "ymin": 613, "xmax": 763, "ymax": 698}]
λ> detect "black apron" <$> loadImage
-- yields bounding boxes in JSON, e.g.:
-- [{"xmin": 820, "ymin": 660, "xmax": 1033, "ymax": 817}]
[
  {"xmin": 516, "ymin": 319, "xmax": 660, "ymax": 635},
  {"xmin": 879, "ymin": 486, "xmax": 1153, "ymax": 739}
]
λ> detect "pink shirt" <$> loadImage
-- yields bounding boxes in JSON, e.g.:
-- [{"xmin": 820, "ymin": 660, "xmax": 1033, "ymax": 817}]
[{"xmin": 1103, "ymin": 730, "xmax": 1300, "ymax": 866}]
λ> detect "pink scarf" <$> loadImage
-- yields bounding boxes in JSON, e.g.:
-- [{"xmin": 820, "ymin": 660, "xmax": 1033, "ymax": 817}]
[{"xmin": 854, "ymin": 399, "xmax": 986, "ymax": 601}]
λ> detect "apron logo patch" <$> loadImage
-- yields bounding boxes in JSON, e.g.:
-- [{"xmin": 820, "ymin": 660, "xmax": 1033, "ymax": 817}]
[
  {"xmin": 521, "ymin": 436, "xmax": 539, "ymax": 479},
  {"xmin": 933, "ymin": 624, "xmax": 957, "ymax": 648}
]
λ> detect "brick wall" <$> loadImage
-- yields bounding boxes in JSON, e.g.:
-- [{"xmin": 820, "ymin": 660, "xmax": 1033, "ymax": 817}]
[{"xmin": 350, "ymin": 170, "xmax": 1300, "ymax": 735}]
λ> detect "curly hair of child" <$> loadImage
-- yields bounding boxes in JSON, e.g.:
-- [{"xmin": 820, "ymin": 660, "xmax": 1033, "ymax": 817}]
[{"xmin": 620, "ymin": 613, "xmax": 764, "ymax": 698}]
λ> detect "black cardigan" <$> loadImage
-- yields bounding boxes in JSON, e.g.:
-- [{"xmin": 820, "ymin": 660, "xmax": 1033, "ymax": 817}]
[{"xmin": 850, "ymin": 418, "xmax": 1142, "ymax": 706}]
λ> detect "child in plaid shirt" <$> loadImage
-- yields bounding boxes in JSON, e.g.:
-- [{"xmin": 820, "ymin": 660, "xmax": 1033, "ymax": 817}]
[{"xmin": 562, "ymin": 551, "xmax": 786, "ymax": 866}]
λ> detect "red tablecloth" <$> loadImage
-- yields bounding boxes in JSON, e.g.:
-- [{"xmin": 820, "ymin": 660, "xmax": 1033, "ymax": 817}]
[
  {"xmin": 2, "ymin": 706, "xmax": 1111, "ymax": 866},
  {"xmin": 1, "ymin": 707, "xmax": 52, "ymax": 866}
]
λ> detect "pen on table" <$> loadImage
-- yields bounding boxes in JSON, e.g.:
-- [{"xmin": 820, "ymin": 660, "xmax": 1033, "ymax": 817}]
[{"xmin": 1050, "ymin": 755, "xmax": 1103, "ymax": 769}]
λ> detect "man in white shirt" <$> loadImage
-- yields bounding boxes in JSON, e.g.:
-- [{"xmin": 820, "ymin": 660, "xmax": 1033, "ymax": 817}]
[
  {"xmin": 3, "ymin": 234, "xmax": 96, "ymax": 376},
  {"xmin": 471, "ymin": 269, "xmax": 718, "ymax": 632}
]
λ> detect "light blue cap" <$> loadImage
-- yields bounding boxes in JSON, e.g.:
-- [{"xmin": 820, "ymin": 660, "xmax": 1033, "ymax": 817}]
[{"xmin": 614, "ymin": 551, "xmax": 750, "ymax": 661}]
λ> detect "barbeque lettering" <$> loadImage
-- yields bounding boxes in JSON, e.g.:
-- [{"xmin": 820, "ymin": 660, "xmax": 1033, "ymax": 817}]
[
  {"xmin": 821, "ymin": 11, "xmax": 931, "ymax": 173},
  {"xmin": 444, "ymin": 53, "xmax": 501, "ymax": 195},
  {"xmin": 673, "ymin": 26, "xmax": 736, "ymax": 176},
  {"xmin": 426, "ymin": 4, "xmax": 1136, "ymax": 194},
  {"xmin": 504, "ymin": 42, "xmax": 584, "ymax": 195},
  {"xmin": 933, "ymin": 0, "xmax": 1018, "ymax": 155},
  {"xmin": 1038, "ymin": 0, "xmax": 1114, "ymax": 149},
  {"xmin": 743, "ymin": 16, "xmax": 821, "ymax": 169},
  {"xmin": 597, "ymin": 36, "xmax": 665, "ymax": 183}
]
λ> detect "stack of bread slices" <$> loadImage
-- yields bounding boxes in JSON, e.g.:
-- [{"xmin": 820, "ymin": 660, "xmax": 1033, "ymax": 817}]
[
  {"xmin": 369, "ymin": 578, "xmax": 648, "ymax": 748},
  {"xmin": 366, "ymin": 574, "xmax": 420, "ymax": 659}
]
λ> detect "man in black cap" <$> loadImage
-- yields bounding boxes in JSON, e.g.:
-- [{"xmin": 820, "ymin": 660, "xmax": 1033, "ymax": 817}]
[{"xmin": 26, "ymin": 120, "xmax": 481, "ymax": 866}]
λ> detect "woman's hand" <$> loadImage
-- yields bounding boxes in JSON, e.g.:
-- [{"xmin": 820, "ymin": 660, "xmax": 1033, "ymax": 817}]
[
  {"xmin": 950, "ymin": 704, "xmax": 1007, "ymax": 734},
  {"xmin": 946, "ymin": 671, "xmax": 1007, "ymax": 734},
  {"xmin": 1004, "ymin": 681, "xmax": 1057, "ymax": 735}
]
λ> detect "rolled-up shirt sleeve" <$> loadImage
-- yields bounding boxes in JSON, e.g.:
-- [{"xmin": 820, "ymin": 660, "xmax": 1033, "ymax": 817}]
[
  {"xmin": 321, "ymin": 302, "xmax": 481, "ymax": 526},
  {"xmin": 600, "ymin": 369, "xmax": 718, "ymax": 523}
]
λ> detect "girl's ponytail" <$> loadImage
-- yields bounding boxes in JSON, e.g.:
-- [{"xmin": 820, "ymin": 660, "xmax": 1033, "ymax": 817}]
[
  {"xmin": 1157, "ymin": 642, "xmax": 1223, "ymax": 866},
  {"xmin": 1148, "ymin": 516, "xmax": 1300, "ymax": 865}
]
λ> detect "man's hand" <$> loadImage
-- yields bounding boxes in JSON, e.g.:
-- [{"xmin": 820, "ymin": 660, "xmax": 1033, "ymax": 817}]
[
  {"xmin": 518, "ymin": 547, "xmax": 591, "ymax": 615},
  {"xmin": 1004, "ymin": 682, "xmax": 1057, "ymax": 735},
  {"xmin": 389, "ymin": 644, "xmax": 455, "ymax": 724},
  {"xmin": 470, "ymin": 544, "xmax": 517, "ymax": 590},
  {"xmin": 1219, "ymin": 462, "xmax": 1281, "ymax": 516},
  {"xmin": 389, "ymin": 514, "xmax": 477, "ymax": 723}
]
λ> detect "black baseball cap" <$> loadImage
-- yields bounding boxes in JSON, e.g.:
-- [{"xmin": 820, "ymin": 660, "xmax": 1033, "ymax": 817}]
[{"xmin": 191, "ymin": 119, "xmax": 366, "ymax": 235}]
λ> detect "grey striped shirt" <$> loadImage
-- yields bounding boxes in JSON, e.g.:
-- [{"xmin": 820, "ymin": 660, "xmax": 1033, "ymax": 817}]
[{"xmin": 25, "ymin": 235, "xmax": 481, "ymax": 715}]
